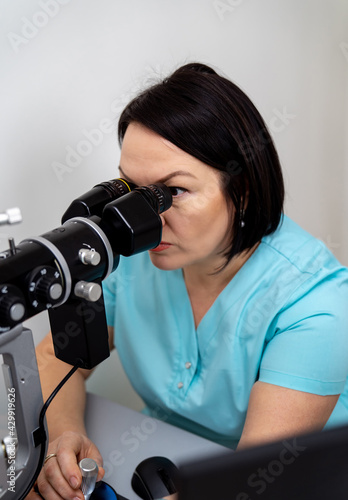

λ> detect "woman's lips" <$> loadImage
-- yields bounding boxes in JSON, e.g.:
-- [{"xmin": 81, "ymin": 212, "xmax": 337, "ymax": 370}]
[{"xmin": 150, "ymin": 241, "xmax": 172, "ymax": 252}]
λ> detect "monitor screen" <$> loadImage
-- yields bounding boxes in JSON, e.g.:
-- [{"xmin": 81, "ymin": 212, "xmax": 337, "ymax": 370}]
[{"xmin": 178, "ymin": 424, "xmax": 348, "ymax": 500}]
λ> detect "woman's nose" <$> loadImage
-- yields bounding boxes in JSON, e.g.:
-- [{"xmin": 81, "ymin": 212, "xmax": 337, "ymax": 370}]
[{"xmin": 160, "ymin": 214, "xmax": 166, "ymax": 227}]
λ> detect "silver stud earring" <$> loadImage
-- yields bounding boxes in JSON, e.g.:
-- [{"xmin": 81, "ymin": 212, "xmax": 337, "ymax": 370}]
[{"xmin": 240, "ymin": 209, "xmax": 245, "ymax": 228}]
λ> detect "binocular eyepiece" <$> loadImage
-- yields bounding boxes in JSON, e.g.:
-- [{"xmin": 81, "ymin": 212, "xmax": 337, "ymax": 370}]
[
  {"xmin": 0, "ymin": 179, "xmax": 172, "ymax": 338},
  {"xmin": 62, "ymin": 178, "xmax": 172, "ymax": 222}
]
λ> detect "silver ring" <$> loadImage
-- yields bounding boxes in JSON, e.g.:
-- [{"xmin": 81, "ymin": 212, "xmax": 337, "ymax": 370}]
[{"xmin": 44, "ymin": 453, "xmax": 57, "ymax": 465}]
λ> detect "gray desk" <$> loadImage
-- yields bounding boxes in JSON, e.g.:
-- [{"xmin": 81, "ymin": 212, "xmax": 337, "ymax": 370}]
[{"xmin": 85, "ymin": 393, "xmax": 228, "ymax": 499}]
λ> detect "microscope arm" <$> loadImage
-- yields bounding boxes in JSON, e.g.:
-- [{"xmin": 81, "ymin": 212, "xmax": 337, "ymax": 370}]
[
  {"xmin": 0, "ymin": 180, "xmax": 172, "ymax": 499},
  {"xmin": 0, "ymin": 324, "xmax": 46, "ymax": 499}
]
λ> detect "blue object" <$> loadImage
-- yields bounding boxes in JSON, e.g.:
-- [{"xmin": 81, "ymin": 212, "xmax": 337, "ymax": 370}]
[
  {"xmin": 90, "ymin": 481, "xmax": 127, "ymax": 499},
  {"xmin": 103, "ymin": 216, "xmax": 348, "ymax": 448}
]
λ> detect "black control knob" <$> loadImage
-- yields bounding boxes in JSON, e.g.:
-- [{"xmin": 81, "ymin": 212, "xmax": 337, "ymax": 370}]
[
  {"xmin": 0, "ymin": 284, "xmax": 26, "ymax": 329},
  {"xmin": 27, "ymin": 266, "xmax": 64, "ymax": 308}
]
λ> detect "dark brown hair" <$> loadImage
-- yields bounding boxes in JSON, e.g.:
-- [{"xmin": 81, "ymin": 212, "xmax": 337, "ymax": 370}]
[{"xmin": 118, "ymin": 62, "xmax": 284, "ymax": 265}]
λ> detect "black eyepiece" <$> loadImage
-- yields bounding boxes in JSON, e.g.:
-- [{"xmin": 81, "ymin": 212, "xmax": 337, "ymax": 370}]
[
  {"xmin": 134, "ymin": 183, "xmax": 172, "ymax": 214},
  {"xmin": 94, "ymin": 178, "xmax": 135, "ymax": 199},
  {"xmin": 62, "ymin": 178, "xmax": 136, "ymax": 222},
  {"xmin": 100, "ymin": 182, "xmax": 172, "ymax": 256}
]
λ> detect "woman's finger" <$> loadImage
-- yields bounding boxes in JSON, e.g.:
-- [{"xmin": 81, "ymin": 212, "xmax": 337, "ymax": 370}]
[
  {"xmin": 56, "ymin": 432, "xmax": 104, "ymax": 489},
  {"xmin": 35, "ymin": 431, "xmax": 105, "ymax": 499},
  {"xmin": 38, "ymin": 453, "xmax": 84, "ymax": 500}
]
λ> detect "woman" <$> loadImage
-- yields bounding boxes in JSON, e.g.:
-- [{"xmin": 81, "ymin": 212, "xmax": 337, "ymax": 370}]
[{"xmin": 32, "ymin": 63, "xmax": 348, "ymax": 500}]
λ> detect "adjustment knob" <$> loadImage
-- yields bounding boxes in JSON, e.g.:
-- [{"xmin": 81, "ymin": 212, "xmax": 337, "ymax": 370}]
[
  {"xmin": 36, "ymin": 278, "xmax": 63, "ymax": 303},
  {"xmin": 28, "ymin": 266, "xmax": 64, "ymax": 308},
  {"xmin": 74, "ymin": 281, "xmax": 102, "ymax": 302},
  {"xmin": 79, "ymin": 458, "xmax": 98, "ymax": 500},
  {"xmin": 78, "ymin": 248, "xmax": 101, "ymax": 266},
  {"xmin": 0, "ymin": 285, "xmax": 26, "ymax": 329}
]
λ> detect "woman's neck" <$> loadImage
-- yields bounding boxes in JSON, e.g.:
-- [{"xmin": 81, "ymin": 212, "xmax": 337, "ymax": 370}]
[
  {"xmin": 183, "ymin": 243, "xmax": 260, "ymax": 328},
  {"xmin": 183, "ymin": 243, "xmax": 259, "ymax": 293}
]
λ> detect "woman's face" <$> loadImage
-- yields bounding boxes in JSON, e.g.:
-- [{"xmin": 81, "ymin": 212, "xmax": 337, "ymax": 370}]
[{"xmin": 119, "ymin": 122, "xmax": 234, "ymax": 273}]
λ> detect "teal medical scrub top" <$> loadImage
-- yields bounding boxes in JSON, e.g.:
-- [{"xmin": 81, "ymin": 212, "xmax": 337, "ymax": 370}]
[{"xmin": 103, "ymin": 216, "xmax": 348, "ymax": 449}]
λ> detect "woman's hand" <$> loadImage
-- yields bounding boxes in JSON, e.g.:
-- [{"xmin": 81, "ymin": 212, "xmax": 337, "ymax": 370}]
[{"xmin": 31, "ymin": 431, "xmax": 105, "ymax": 499}]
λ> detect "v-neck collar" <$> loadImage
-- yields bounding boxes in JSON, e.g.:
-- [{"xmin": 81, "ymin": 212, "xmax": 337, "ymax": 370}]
[{"xmin": 171, "ymin": 244, "xmax": 263, "ymax": 354}]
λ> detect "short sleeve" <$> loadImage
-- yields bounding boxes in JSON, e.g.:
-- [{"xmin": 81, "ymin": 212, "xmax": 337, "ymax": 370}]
[{"xmin": 259, "ymin": 268, "xmax": 348, "ymax": 395}]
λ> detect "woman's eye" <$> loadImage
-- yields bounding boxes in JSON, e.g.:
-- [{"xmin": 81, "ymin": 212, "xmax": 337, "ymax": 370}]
[{"xmin": 169, "ymin": 187, "xmax": 187, "ymax": 197}]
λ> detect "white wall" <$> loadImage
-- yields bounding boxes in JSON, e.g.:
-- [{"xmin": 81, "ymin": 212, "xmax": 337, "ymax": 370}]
[{"xmin": 0, "ymin": 0, "xmax": 347, "ymax": 412}]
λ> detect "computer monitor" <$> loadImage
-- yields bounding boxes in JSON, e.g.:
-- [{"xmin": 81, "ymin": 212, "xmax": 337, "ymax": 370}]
[{"xmin": 178, "ymin": 424, "xmax": 348, "ymax": 499}]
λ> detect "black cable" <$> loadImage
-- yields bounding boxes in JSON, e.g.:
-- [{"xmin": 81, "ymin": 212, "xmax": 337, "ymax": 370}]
[
  {"xmin": 38, "ymin": 363, "xmax": 80, "ymax": 431},
  {"xmin": 20, "ymin": 363, "xmax": 80, "ymax": 500}
]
